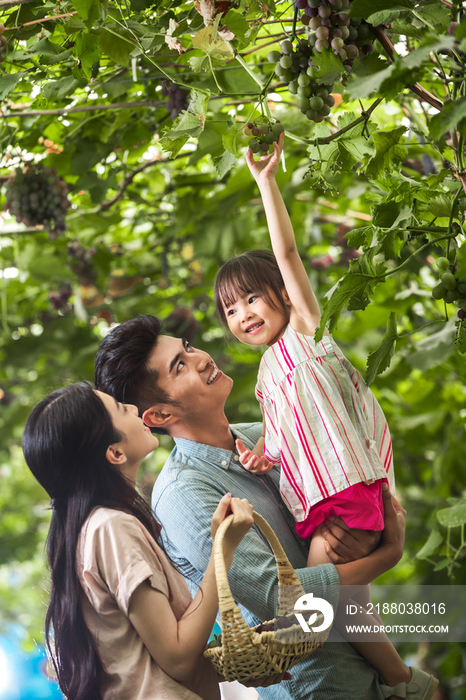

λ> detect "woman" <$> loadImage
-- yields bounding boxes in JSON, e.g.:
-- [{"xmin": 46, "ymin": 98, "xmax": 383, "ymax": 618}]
[{"xmin": 23, "ymin": 382, "xmax": 285, "ymax": 700}]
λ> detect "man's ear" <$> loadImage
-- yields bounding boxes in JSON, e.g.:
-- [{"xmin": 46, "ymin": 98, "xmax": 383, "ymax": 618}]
[
  {"xmin": 106, "ymin": 444, "xmax": 127, "ymax": 466},
  {"xmin": 143, "ymin": 405, "xmax": 180, "ymax": 430}
]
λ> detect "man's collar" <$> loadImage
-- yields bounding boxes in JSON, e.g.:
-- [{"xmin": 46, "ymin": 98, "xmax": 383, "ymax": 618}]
[{"xmin": 173, "ymin": 434, "xmax": 239, "ymax": 470}]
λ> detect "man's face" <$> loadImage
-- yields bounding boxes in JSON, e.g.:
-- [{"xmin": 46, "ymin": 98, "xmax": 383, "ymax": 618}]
[{"xmin": 146, "ymin": 335, "xmax": 233, "ymax": 420}]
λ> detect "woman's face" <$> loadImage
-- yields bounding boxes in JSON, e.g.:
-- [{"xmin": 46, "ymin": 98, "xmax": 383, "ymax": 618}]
[{"xmin": 95, "ymin": 391, "xmax": 159, "ymax": 467}]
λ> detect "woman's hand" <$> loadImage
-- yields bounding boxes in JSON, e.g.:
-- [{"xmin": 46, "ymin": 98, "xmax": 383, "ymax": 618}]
[
  {"xmin": 246, "ymin": 131, "xmax": 284, "ymax": 186},
  {"xmin": 210, "ymin": 494, "xmax": 254, "ymax": 546}
]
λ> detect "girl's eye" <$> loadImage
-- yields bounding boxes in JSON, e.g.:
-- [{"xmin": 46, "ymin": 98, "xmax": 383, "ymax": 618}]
[
  {"xmin": 227, "ymin": 309, "xmax": 236, "ymax": 316},
  {"xmin": 248, "ymin": 295, "xmax": 258, "ymax": 304}
]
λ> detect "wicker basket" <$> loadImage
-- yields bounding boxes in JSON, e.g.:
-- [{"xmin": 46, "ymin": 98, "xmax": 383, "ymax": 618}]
[{"xmin": 204, "ymin": 511, "xmax": 332, "ymax": 683}]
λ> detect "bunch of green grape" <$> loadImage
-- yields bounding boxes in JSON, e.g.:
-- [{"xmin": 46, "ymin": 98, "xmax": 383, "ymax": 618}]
[
  {"xmin": 268, "ymin": 39, "xmax": 336, "ymax": 123},
  {"xmin": 4, "ymin": 163, "xmax": 70, "ymax": 234},
  {"xmin": 244, "ymin": 121, "xmax": 285, "ymax": 154},
  {"xmin": 432, "ymin": 256, "xmax": 466, "ymax": 320}
]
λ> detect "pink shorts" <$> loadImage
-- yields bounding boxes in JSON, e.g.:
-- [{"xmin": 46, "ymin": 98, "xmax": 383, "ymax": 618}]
[{"xmin": 295, "ymin": 478, "xmax": 388, "ymax": 539}]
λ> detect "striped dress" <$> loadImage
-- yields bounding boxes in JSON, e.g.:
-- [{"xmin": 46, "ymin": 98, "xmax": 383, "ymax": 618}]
[{"xmin": 255, "ymin": 325, "xmax": 395, "ymax": 523}]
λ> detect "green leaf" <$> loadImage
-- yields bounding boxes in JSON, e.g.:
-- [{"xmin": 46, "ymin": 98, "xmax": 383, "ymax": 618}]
[
  {"xmin": 192, "ymin": 17, "xmax": 234, "ymax": 61},
  {"xmin": 311, "ymin": 49, "xmax": 344, "ymax": 85},
  {"xmin": 365, "ymin": 312, "xmax": 398, "ymax": 385},
  {"xmin": 43, "ymin": 77, "xmax": 85, "ymax": 100},
  {"xmin": 365, "ymin": 126, "xmax": 407, "ymax": 179},
  {"xmin": 347, "ymin": 57, "xmax": 394, "ymax": 101},
  {"xmin": 26, "ymin": 38, "xmax": 62, "ymax": 56},
  {"xmin": 222, "ymin": 10, "xmax": 249, "ymax": 43},
  {"xmin": 159, "ymin": 91, "xmax": 209, "ymax": 157},
  {"xmin": 345, "ymin": 226, "xmax": 372, "ymax": 248},
  {"xmin": 413, "ymin": 2, "xmax": 450, "ymax": 30},
  {"xmin": 72, "ymin": 0, "xmax": 101, "ymax": 24},
  {"xmin": 429, "ymin": 96, "xmax": 466, "ymax": 141},
  {"xmin": 348, "ymin": 0, "xmax": 413, "ymax": 20},
  {"xmin": 222, "ymin": 122, "xmax": 242, "ymax": 156},
  {"xmin": 437, "ymin": 500, "xmax": 466, "ymax": 528},
  {"xmin": 188, "ymin": 55, "xmax": 211, "ymax": 73},
  {"xmin": 0, "ymin": 72, "xmax": 26, "ymax": 100},
  {"xmin": 99, "ymin": 28, "xmax": 135, "ymax": 67},
  {"xmin": 416, "ymin": 529, "xmax": 443, "ymax": 560},
  {"xmin": 213, "ymin": 150, "xmax": 237, "ymax": 178},
  {"xmin": 433, "ymin": 559, "xmax": 450, "ymax": 572},
  {"xmin": 74, "ymin": 32, "xmax": 101, "ymax": 79}
]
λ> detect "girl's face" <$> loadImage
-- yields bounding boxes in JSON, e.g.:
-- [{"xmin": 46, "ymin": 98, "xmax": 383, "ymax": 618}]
[
  {"xmin": 223, "ymin": 288, "xmax": 290, "ymax": 347},
  {"xmin": 95, "ymin": 391, "xmax": 159, "ymax": 468}
]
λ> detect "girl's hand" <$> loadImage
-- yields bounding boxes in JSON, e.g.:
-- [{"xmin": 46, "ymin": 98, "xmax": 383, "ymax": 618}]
[
  {"xmin": 210, "ymin": 494, "xmax": 254, "ymax": 547},
  {"xmin": 246, "ymin": 131, "xmax": 284, "ymax": 186},
  {"xmin": 236, "ymin": 438, "xmax": 273, "ymax": 475}
]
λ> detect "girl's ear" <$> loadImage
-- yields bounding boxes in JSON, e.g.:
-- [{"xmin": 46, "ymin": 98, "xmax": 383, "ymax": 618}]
[
  {"xmin": 106, "ymin": 444, "xmax": 127, "ymax": 466},
  {"xmin": 281, "ymin": 288, "xmax": 292, "ymax": 308},
  {"xmin": 143, "ymin": 405, "xmax": 180, "ymax": 430}
]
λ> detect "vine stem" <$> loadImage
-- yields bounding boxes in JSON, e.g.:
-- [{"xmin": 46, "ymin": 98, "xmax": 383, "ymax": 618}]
[
  {"xmin": 1, "ymin": 100, "xmax": 165, "ymax": 118},
  {"xmin": 4, "ymin": 10, "xmax": 78, "ymax": 30},
  {"xmin": 316, "ymin": 97, "xmax": 383, "ymax": 145},
  {"xmin": 396, "ymin": 318, "xmax": 447, "ymax": 340},
  {"xmin": 234, "ymin": 52, "xmax": 265, "ymax": 89},
  {"xmin": 379, "ymin": 230, "xmax": 459, "ymax": 280}
]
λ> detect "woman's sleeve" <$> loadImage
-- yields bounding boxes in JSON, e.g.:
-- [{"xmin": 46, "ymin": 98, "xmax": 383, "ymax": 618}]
[{"xmin": 81, "ymin": 512, "xmax": 169, "ymax": 617}]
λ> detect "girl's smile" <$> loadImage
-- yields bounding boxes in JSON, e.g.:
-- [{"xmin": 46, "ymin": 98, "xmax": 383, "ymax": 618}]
[{"xmin": 223, "ymin": 290, "xmax": 289, "ymax": 347}]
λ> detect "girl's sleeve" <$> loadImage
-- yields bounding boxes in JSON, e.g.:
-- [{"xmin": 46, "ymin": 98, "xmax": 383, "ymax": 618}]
[{"xmin": 81, "ymin": 511, "xmax": 169, "ymax": 617}]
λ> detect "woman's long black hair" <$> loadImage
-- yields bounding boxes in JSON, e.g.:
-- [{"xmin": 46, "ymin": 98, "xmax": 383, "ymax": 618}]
[{"xmin": 22, "ymin": 382, "xmax": 161, "ymax": 700}]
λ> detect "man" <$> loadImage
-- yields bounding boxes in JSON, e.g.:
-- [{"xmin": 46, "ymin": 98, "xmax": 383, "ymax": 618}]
[{"xmin": 95, "ymin": 314, "xmax": 394, "ymax": 700}]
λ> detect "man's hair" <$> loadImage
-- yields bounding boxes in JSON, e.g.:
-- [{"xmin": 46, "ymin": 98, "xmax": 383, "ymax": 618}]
[
  {"xmin": 94, "ymin": 315, "xmax": 179, "ymax": 434},
  {"xmin": 214, "ymin": 249, "xmax": 288, "ymax": 328}
]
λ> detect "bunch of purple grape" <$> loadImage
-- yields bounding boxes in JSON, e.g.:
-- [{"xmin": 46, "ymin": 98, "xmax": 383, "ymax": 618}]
[
  {"xmin": 49, "ymin": 284, "xmax": 73, "ymax": 312},
  {"xmin": 160, "ymin": 81, "xmax": 189, "ymax": 120},
  {"xmin": 244, "ymin": 121, "xmax": 285, "ymax": 154},
  {"xmin": 3, "ymin": 164, "xmax": 70, "ymax": 233},
  {"xmin": 268, "ymin": 0, "xmax": 376, "ymax": 122}
]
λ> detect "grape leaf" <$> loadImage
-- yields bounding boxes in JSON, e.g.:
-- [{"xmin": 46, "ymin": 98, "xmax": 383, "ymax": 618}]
[
  {"xmin": 365, "ymin": 312, "xmax": 398, "ymax": 385},
  {"xmin": 99, "ymin": 28, "xmax": 135, "ymax": 67},
  {"xmin": 213, "ymin": 150, "xmax": 237, "ymax": 178},
  {"xmin": 388, "ymin": 20, "xmax": 427, "ymax": 39},
  {"xmin": 72, "ymin": 0, "xmax": 101, "ymax": 24},
  {"xmin": 311, "ymin": 49, "xmax": 344, "ymax": 85},
  {"xmin": 315, "ymin": 252, "xmax": 384, "ymax": 340},
  {"xmin": 348, "ymin": 0, "xmax": 414, "ymax": 20},
  {"xmin": 429, "ymin": 96, "xmax": 466, "ymax": 141},
  {"xmin": 413, "ymin": 1, "xmax": 450, "ymax": 30},
  {"xmin": 415, "ymin": 529, "xmax": 443, "ymax": 560},
  {"xmin": 0, "ymin": 72, "xmax": 27, "ymax": 100},
  {"xmin": 74, "ymin": 33, "xmax": 100, "ymax": 79},
  {"xmin": 365, "ymin": 126, "xmax": 407, "ymax": 179},
  {"xmin": 346, "ymin": 61, "xmax": 394, "ymax": 101},
  {"xmin": 406, "ymin": 322, "xmax": 456, "ymax": 371},
  {"xmin": 372, "ymin": 202, "xmax": 411, "ymax": 230},
  {"xmin": 43, "ymin": 76, "xmax": 84, "ymax": 99},
  {"xmin": 192, "ymin": 16, "xmax": 234, "ymax": 61},
  {"xmin": 222, "ymin": 10, "xmax": 249, "ymax": 43},
  {"xmin": 159, "ymin": 91, "xmax": 209, "ymax": 157},
  {"xmin": 436, "ymin": 500, "xmax": 466, "ymax": 528},
  {"xmin": 345, "ymin": 226, "xmax": 372, "ymax": 248}
]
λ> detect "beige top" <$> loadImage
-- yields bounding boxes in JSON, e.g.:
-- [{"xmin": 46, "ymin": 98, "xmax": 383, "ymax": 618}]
[{"xmin": 76, "ymin": 507, "xmax": 221, "ymax": 700}]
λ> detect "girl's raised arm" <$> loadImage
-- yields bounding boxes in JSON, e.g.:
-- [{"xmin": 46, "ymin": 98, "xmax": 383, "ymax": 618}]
[{"xmin": 246, "ymin": 134, "xmax": 323, "ymax": 337}]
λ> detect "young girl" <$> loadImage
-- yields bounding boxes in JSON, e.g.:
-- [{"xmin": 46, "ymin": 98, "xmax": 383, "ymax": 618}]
[
  {"xmin": 22, "ymin": 382, "xmax": 286, "ymax": 700},
  {"xmin": 214, "ymin": 134, "xmax": 438, "ymax": 700}
]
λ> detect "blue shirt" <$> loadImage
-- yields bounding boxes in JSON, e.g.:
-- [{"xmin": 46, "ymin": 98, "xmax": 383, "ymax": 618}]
[{"xmin": 152, "ymin": 422, "xmax": 383, "ymax": 700}]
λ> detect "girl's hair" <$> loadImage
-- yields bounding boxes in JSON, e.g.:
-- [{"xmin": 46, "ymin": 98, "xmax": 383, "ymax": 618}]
[
  {"xmin": 22, "ymin": 382, "xmax": 162, "ymax": 700},
  {"xmin": 214, "ymin": 249, "xmax": 288, "ymax": 327}
]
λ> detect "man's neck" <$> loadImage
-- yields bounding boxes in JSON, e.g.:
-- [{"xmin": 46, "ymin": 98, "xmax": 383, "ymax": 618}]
[{"xmin": 169, "ymin": 411, "xmax": 235, "ymax": 451}]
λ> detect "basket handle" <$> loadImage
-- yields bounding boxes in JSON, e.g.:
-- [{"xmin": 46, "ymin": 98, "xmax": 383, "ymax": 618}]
[{"xmin": 213, "ymin": 510, "xmax": 304, "ymax": 615}]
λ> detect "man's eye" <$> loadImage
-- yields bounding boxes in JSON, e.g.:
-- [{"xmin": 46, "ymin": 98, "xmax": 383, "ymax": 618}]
[
  {"xmin": 177, "ymin": 360, "xmax": 185, "ymax": 373},
  {"xmin": 186, "ymin": 343, "xmax": 193, "ymax": 351}
]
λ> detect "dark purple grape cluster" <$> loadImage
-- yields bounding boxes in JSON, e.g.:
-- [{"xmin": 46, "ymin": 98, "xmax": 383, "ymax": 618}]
[
  {"xmin": 0, "ymin": 23, "xmax": 7, "ymax": 67},
  {"xmin": 431, "ymin": 255, "xmax": 466, "ymax": 320},
  {"xmin": 3, "ymin": 164, "xmax": 70, "ymax": 234},
  {"xmin": 67, "ymin": 239, "xmax": 96, "ymax": 262},
  {"xmin": 244, "ymin": 121, "xmax": 285, "ymax": 154},
  {"xmin": 160, "ymin": 81, "xmax": 189, "ymax": 120},
  {"xmin": 49, "ymin": 284, "xmax": 73, "ymax": 312}
]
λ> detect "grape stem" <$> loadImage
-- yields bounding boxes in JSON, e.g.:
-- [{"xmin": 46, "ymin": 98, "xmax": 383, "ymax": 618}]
[
  {"xmin": 291, "ymin": 4, "xmax": 299, "ymax": 42},
  {"xmin": 315, "ymin": 98, "xmax": 383, "ymax": 145},
  {"xmin": 234, "ymin": 52, "xmax": 265, "ymax": 90}
]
